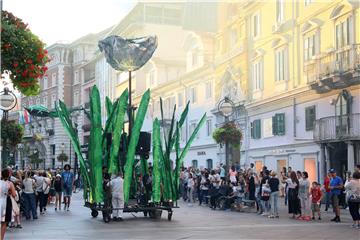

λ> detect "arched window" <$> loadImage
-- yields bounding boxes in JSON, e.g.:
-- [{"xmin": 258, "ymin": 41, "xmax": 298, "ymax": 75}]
[
  {"xmin": 183, "ymin": 33, "xmax": 204, "ymax": 72},
  {"xmin": 192, "ymin": 160, "xmax": 198, "ymax": 169},
  {"xmin": 206, "ymin": 159, "xmax": 213, "ymax": 170}
]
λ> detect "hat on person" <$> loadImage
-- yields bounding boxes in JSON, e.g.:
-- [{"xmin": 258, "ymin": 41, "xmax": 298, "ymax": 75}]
[
  {"xmin": 270, "ymin": 171, "xmax": 277, "ymax": 177},
  {"xmin": 56, "ymin": 174, "xmax": 61, "ymax": 178},
  {"xmin": 329, "ymin": 168, "xmax": 336, "ymax": 173}
]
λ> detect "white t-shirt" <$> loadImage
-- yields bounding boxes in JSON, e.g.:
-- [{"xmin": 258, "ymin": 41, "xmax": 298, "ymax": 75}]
[
  {"xmin": 286, "ymin": 178, "xmax": 298, "ymax": 189},
  {"xmin": 108, "ymin": 177, "xmax": 124, "ymax": 199},
  {"xmin": 187, "ymin": 178, "xmax": 194, "ymax": 189},
  {"xmin": 23, "ymin": 178, "xmax": 35, "ymax": 194},
  {"xmin": 34, "ymin": 175, "xmax": 44, "ymax": 192},
  {"xmin": 42, "ymin": 177, "xmax": 51, "ymax": 194},
  {"xmin": 210, "ymin": 174, "xmax": 220, "ymax": 189}
]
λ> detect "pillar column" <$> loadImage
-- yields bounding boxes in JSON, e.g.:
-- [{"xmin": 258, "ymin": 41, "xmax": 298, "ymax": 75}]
[
  {"xmin": 319, "ymin": 144, "xmax": 326, "ymax": 182},
  {"xmin": 325, "ymin": 144, "xmax": 330, "ymax": 171},
  {"xmin": 347, "ymin": 141, "xmax": 355, "ymax": 173}
]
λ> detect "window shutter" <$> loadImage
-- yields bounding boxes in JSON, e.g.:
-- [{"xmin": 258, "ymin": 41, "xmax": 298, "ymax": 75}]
[
  {"xmin": 277, "ymin": 113, "xmax": 285, "ymax": 135},
  {"xmin": 272, "ymin": 115, "xmax": 277, "ymax": 135},
  {"xmin": 251, "ymin": 121, "xmax": 254, "ymax": 138},
  {"xmin": 255, "ymin": 119, "xmax": 261, "ymax": 139}
]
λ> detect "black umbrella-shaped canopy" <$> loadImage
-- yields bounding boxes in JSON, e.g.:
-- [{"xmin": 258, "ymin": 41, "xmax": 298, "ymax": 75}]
[{"xmin": 98, "ymin": 35, "xmax": 158, "ymax": 72}]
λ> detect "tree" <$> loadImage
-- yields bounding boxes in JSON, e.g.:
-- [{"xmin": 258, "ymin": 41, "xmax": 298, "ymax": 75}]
[
  {"xmin": 1, "ymin": 11, "xmax": 49, "ymax": 96},
  {"xmin": 28, "ymin": 151, "xmax": 43, "ymax": 169},
  {"xmin": 57, "ymin": 153, "xmax": 68, "ymax": 168},
  {"xmin": 1, "ymin": 120, "xmax": 24, "ymax": 167},
  {"xmin": 212, "ymin": 122, "xmax": 242, "ymax": 149}
]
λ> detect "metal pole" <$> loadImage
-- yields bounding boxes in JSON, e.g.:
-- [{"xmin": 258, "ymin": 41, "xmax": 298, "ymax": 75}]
[
  {"xmin": 128, "ymin": 71, "xmax": 132, "ymax": 139},
  {"xmin": 225, "ymin": 116, "xmax": 229, "ymax": 173}
]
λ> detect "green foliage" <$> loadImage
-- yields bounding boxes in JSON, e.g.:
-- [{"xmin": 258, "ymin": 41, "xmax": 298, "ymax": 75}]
[
  {"xmin": 212, "ymin": 122, "xmax": 242, "ymax": 148},
  {"xmin": 57, "ymin": 152, "xmax": 68, "ymax": 162},
  {"xmin": 29, "ymin": 151, "xmax": 43, "ymax": 165},
  {"xmin": 1, "ymin": 120, "xmax": 24, "ymax": 151},
  {"xmin": 1, "ymin": 11, "xmax": 49, "ymax": 96}
]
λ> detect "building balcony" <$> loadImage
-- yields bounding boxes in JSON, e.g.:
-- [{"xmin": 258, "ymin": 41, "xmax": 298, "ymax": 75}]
[
  {"xmin": 314, "ymin": 114, "xmax": 360, "ymax": 142},
  {"xmin": 304, "ymin": 44, "xmax": 360, "ymax": 94}
]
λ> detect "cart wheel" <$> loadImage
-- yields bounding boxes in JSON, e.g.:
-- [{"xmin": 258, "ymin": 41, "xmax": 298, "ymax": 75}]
[
  {"xmin": 102, "ymin": 212, "xmax": 110, "ymax": 223},
  {"xmin": 143, "ymin": 211, "xmax": 148, "ymax": 217},
  {"xmin": 91, "ymin": 209, "xmax": 99, "ymax": 218},
  {"xmin": 167, "ymin": 211, "xmax": 172, "ymax": 221}
]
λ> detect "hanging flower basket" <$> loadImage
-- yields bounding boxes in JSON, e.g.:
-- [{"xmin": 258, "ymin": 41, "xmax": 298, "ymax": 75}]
[
  {"xmin": 1, "ymin": 11, "xmax": 49, "ymax": 96},
  {"xmin": 212, "ymin": 122, "xmax": 242, "ymax": 149}
]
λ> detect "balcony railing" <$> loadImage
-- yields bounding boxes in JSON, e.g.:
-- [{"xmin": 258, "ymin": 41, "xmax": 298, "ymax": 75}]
[
  {"xmin": 304, "ymin": 44, "xmax": 360, "ymax": 93},
  {"xmin": 314, "ymin": 113, "xmax": 360, "ymax": 142}
]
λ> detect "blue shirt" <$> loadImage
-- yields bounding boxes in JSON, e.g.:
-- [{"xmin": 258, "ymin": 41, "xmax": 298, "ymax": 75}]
[
  {"xmin": 61, "ymin": 171, "xmax": 74, "ymax": 188},
  {"xmin": 330, "ymin": 176, "xmax": 343, "ymax": 196}
]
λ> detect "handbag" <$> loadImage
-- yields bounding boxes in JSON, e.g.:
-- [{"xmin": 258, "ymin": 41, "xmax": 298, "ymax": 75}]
[{"xmin": 348, "ymin": 194, "xmax": 360, "ymax": 203}]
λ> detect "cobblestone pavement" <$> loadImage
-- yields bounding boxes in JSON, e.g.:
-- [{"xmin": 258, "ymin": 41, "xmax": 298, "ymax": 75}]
[{"xmin": 5, "ymin": 192, "xmax": 360, "ymax": 240}]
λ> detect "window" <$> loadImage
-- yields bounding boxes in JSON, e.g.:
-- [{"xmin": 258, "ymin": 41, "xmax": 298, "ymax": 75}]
[
  {"xmin": 192, "ymin": 49, "xmax": 199, "ymax": 67},
  {"xmin": 263, "ymin": 118, "xmax": 273, "ymax": 138},
  {"xmin": 205, "ymin": 82, "xmax": 213, "ymax": 99},
  {"xmin": 52, "ymin": 158, "xmax": 55, "ymax": 169},
  {"xmin": 304, "ymin": 34, "xmax": 316, "ymax": 61},
  {"xmin": 181, "ymin": 126, "xmax": 186, "ymax": 142},
  {"xmin": 230, "ymin": 28, "xmax": 238, "ymax": 48},
  {"xmin": 36, "ymin": 98, "xmax": 40, "ymax": 105},
  {"xmin": 74, "ymin": 91, "xmax": 79, "ymax": 106},
  {"xmin": 189, "ymin": 122, "xmax": 198, "ymax": 139},
  {"xmin": 192, "ymin": 160, "xmax": 198, "ymax": 169},
  {"xmin": 51, "ymin": 144, "xmax": 56, "ymax": 155},
  {"xmin": 147, "ymin": 69, "xmax": 156, "ymax": 87},
  {"xmin": 42, "ymin": 96, "xmax": 48, "ymax": 107},
  {"xmin": 336, "ymin": 17, "xmax": 351, "ymax": 49},
  {"xmin": 43, "ymin": 77, "xmax": 48, "ymax": 89},
  {"xmin": 178, "ymin": 92, "xmax": 183, "ymax": 107},
  {"xmin": 251, "ymin": 119, "xmax": 261, "ymax": 139},
  {"xmin": 305, "ymin": 106, "xmax": 316, "ymax": 131},
  {"xmin": 276, "ymin": 0, "xmax": 284, "ymax": 23},
  {"xmin": 206, "ymin": 159, "xmax": 213, "ymax": 170},
  {"xmin": 252, "ymin": 13, "xmax": 260, "ymax": 38},
  {"xmin": 190, "ymin": 87, "xmax": 197, "ymax": 104},
  {"xmin": 51, "ymin": 94, "xmax": 56, "ymax": 109},
  {"xmin": 252, "ymin": 61, "xmax": 263, "ymax": 90},
  {"xmin": 206, "ymin": 119, "xmax": 212, "ymax": 137},
  {"xmin": 304, "ymin": 0, "xmax": 313, "ymax": 6},
  {"xmin": 275, "ymin": 48, "xmax": 287, "ymax": 81},
  {"xmin": 74, "ymin": 71, "xmax": 79, "ymax": 84},
  {"xmin": 51, "ymin": 73, "xmax": 57, "ymax": 87},
  {"xmin": 272, "ymin": 113, "xmax": 285, "ymax": 136}
]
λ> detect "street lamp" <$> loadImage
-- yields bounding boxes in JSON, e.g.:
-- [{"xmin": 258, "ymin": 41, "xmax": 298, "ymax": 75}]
[
  {"xmin": 60, "ymin": 143, "xmax": 65, "ymax": 168},
  {"xmin": 0, "ymin": 87, "xmax": 17, "ymax": 120},
  {"xmin": 218, "ymin": 97, "xmax": 235, "ymax": 173}
]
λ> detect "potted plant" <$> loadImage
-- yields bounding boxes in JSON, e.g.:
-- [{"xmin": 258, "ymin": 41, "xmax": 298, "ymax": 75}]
[{"xmin": 212, "ymin": 122, "xmax": 242, "ymax": 149}]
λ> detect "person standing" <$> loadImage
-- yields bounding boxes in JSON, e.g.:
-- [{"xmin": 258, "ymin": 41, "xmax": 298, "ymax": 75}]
[
  {"xmin": 187, "ymin": 173, "xmax": 195, "ymax": 206},
  {"xmin": 22, "ymin": 171, "xmax": 37, "ymax": 220},
  {"xmin": 209, "ymin": 170, "xmax": 220, "ymax": 209},
  {"xmin": 310, "ymin": 181, "xmax": 322, "ymax": 220},
  {"xmin": 42, "ymin": 172, "xmax": 51, "ymax": 213},
  {"xmin": 61, "ymin": 164, "xmax": 74, "ymax": 211},
  {"xmin": 268, "ymin": 171, "xmax": 280, "ymax": 218},
  {"xmin": 34, "ymin": 171, "xmax": 45, "ymax": 215},
  {"xmin": 229, "ymin": 166, "xmax": 237, "ymax": 184},
  {"xmin": 260, "ymin": 170, "xmax": 271, "ymax": 216},
  {"xmin": 1, "ymin": 169, "xmax": 17, "ymax": 240},
  {"xmin": 248, "ymin": 171, "xmax": 256, "ymax": 201},
  {"xmin": 329, "ymin": 169, "xmax": 343, "ymax": 222},
  {"xmin": 54, "ymin": 174, "xmax": 62, "ymax": 211},
  {"xmin": 345, "ymin": 171, "xmax": 360, "ymax": 228},
  {"xmin": 199, "ymin": 172, "xmax": 210, "ymax": 206},
  {"xmin": 298, "ymin": 172, "xmax": 311, "ymax": 221},
  {"xmin": 219, "ymin": 164, "xmax": 226, "ymax": 182},
  {"xmin": 107, "ymin": 172, "xmax": 124, "ymax": 221},
  {"xmin": 323, "ymin": 172, "xmax": 331, "ymax": 211},
  {"xmin": 287, "ymin": 171, "xmax": 301, "ymax": 218}
]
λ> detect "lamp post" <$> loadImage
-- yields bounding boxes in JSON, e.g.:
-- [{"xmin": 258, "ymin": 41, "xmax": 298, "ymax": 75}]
[
  {"xmin": 0, "ymin": 87, "xmax": 18, "ymax": 167},
  {"xmin": 0, "ymin": 87, "xmax": 17, "ymax": 120},
  {"xmin": 218, "ymin": 97, "xmax": 235, "ymax": 173},
  {"xmin": 60, "ymin": 142, "xmax": 65, "ymax": 168}
]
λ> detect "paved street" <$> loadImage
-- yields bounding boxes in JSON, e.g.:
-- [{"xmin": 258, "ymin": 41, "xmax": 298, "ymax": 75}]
[{"xmin": 5, "ymin": 192, "xmax": 360, "ymax": 240}]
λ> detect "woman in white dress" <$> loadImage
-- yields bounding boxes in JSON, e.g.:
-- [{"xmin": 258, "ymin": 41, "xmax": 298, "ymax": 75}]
[{"xmin": 1, "ymin": 168, "xmax": 17, "ymax": 240}]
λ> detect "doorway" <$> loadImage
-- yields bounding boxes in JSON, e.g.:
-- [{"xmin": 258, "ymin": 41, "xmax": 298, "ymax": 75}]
[
  {"xmin": 277, "ymin": 160, "xmax": 287, "ymax": 175},
  {"xmin": 328, "ymin": 142, "xmax": 347, "ymax": 179},
  {"xmin": 304, "ymin": 158, "xmax": 316, "ymax": 183}
]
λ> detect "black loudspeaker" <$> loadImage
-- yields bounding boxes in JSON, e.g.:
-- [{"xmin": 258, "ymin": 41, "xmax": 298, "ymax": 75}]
[{"xmin": 136, "ymin": 132, "xmax": 151, "ymax": 155}]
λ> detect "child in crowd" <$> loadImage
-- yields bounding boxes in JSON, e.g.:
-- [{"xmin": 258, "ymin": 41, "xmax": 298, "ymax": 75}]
[{"xmin": 310, "ymin": 181, "xmax": 322, "ymax": 220}]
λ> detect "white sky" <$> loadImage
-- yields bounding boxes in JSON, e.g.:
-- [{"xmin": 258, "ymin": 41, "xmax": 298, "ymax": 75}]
[{"xmin": 3, "ymin": 0, "xmax": 136, "ymax": 46}]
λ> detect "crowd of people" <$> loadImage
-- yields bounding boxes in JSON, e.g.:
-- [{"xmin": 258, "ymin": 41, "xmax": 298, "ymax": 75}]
[
  {"xmin": 179, "ymin": 163, "xmax": 360, "ymax": 227},
  {"xmin": 1, "ymin": 161, "xmax": 359, "ymax": 239},
  {"xmin": 0, "ymin": 164, "xmax": 76, "ymax": 239}
]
